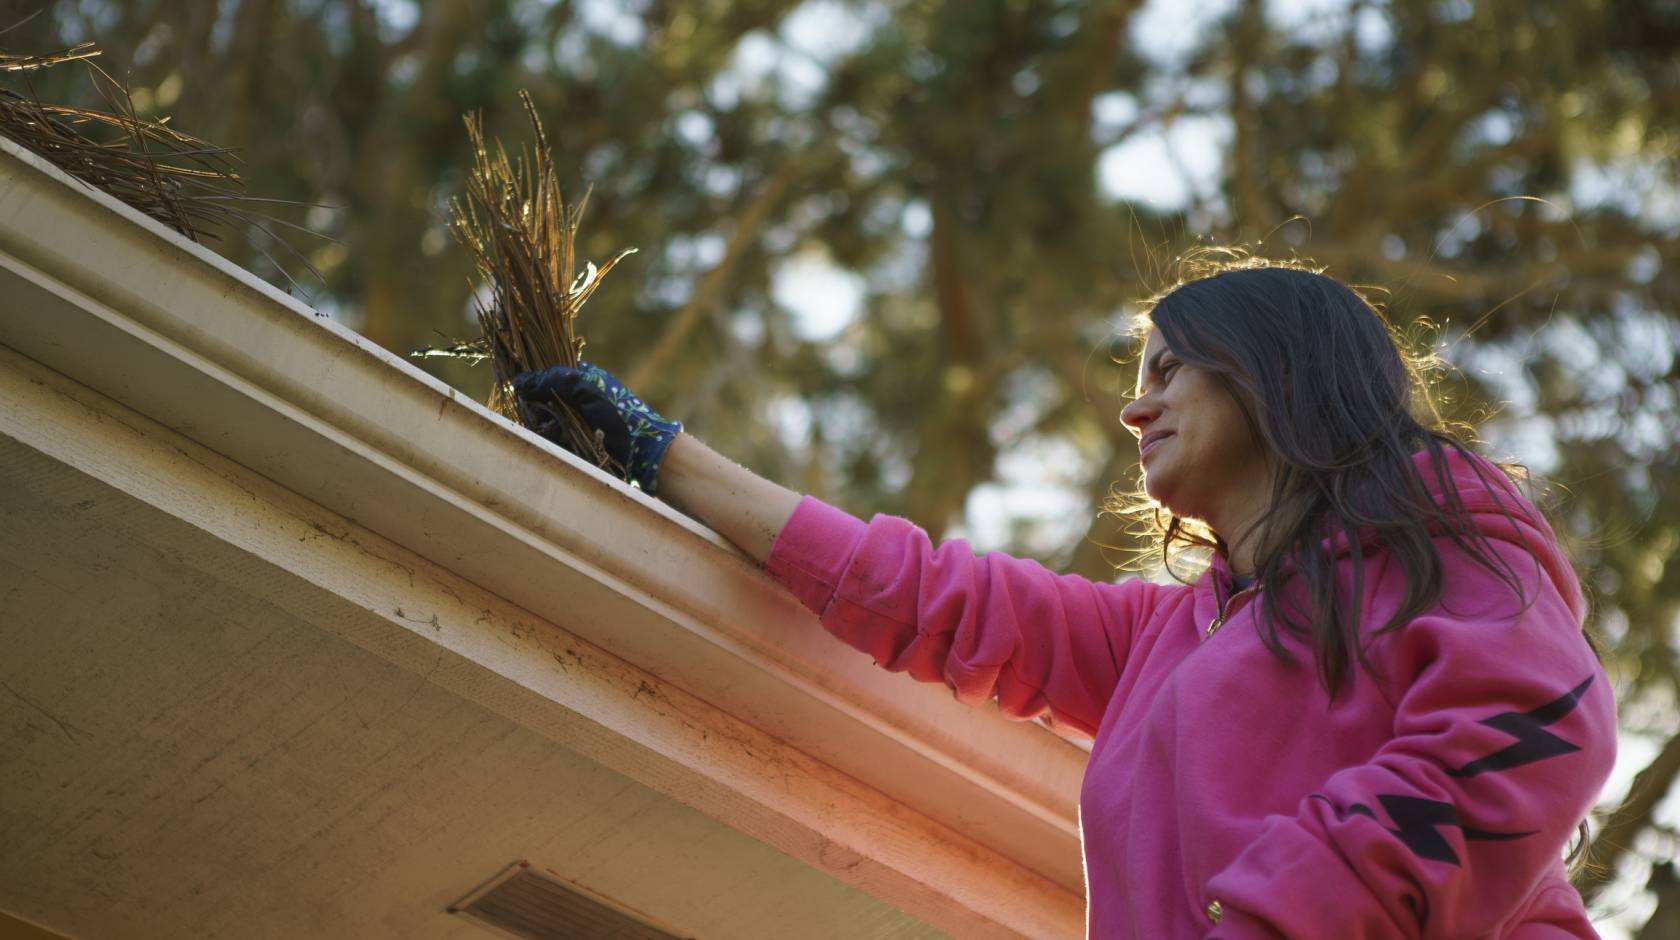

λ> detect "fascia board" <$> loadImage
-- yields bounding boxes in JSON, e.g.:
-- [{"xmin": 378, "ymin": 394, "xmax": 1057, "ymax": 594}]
[{"xmin": 0, "ymin": 138, "xmax": 1086, "ymax": 889}]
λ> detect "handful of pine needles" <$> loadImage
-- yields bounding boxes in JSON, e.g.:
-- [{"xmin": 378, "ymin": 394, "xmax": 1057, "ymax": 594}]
[{"xmin": 415, "ymin": 91, "xmax": 635, "ymax": 475}]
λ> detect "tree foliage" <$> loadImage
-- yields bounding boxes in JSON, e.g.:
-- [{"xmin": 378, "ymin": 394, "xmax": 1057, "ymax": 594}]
[{"xmin": 11, "ymin": 0, "xmax": 1679, "ymax": 931}]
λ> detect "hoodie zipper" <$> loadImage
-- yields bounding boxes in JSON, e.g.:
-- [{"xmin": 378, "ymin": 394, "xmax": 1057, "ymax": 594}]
[{"xmin": 1205, "ymin": 583, "xmax": 1257, "ymax": 640}]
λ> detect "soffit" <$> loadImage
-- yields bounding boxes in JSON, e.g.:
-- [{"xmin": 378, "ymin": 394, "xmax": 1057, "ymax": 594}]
[{"xmin": 0, "ymin": 428, "xmax": 946, "ymax": 940}]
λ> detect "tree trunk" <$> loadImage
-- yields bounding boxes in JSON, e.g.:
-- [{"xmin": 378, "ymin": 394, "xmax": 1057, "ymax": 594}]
[{"xmin": 899, "ymin": 194, "xmax": 996, "ymax": 540}]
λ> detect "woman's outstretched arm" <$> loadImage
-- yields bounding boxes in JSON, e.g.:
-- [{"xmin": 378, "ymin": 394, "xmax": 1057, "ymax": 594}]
[
  {"xmin": 661, "ymin": 432, "xmax": 1160, "ymax": 736},
  {"xmin": 658, "ymin": 433, "xmax": 802, "ymax": 565},
  {"xmin": 511, "ymin": 366, "xmax": 1154, "ymax": 735}
]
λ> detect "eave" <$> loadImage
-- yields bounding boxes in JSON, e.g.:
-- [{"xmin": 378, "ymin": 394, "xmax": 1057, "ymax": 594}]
[{"xmin": 0, "ymin": 137, "xmax": 1088, "ymax": 938}]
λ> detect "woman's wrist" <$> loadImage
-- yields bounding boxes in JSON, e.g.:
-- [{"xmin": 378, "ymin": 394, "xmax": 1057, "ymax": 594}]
[{"xmin": 659, "ymin": 433, "xmax": 803, "ymax": 565}]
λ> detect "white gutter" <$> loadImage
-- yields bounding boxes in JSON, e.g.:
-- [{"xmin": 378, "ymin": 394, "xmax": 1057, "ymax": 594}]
[{"xmin": 0, "ymin": 139, "xmax": 1087, "ymax": 902}]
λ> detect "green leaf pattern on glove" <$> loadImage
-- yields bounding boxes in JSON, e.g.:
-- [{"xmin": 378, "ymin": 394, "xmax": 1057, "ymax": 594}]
[{"xmin": 579, "ymin": 363, "xmax": 682, "ymax": 491}]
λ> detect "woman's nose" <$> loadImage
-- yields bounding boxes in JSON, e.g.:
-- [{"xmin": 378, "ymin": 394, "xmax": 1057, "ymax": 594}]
[{"xmin": 1119, "ymin": 396, "xmax": 1156, "ymax": 437}]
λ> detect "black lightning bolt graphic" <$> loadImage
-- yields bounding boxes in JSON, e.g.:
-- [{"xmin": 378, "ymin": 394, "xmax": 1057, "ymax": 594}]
[
  {"xmin": 1311, "ymin": 794, "xmax": 1532, "ymax": 866},
  {"xmin": 1448, "ymin": 675, "xmax": 1594, "ymax": 779},
  {"xmin": 1304, "ymin": 676, "xmax": 1596, "ymax": 867},
  {"xmin": 1339, "ymin": 795, "xmax": 1534, "ymax": 866}
]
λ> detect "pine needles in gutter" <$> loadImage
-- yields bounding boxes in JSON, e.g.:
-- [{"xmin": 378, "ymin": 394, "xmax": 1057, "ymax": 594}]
[
  {"xmin": 0, "ymin": 42, "xmax": 239, "ymax": 241},
  {"xmin": 415, "ymin": 91, "xmax": 636, "ymax": 477},
  {"xmin": 0, "ymin": 41, "xmax": 323, "ymax": 292}
]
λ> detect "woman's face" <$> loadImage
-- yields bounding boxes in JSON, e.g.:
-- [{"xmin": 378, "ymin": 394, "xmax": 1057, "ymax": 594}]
[{"xmin": 1119, "ymin": 328, "xmax": 1275, "ymax": 541}]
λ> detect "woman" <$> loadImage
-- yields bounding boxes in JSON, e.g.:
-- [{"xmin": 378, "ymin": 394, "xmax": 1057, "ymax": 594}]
[{"xmin": 512, "ymin": 258, "xmax": 1616, "ymax": 939}]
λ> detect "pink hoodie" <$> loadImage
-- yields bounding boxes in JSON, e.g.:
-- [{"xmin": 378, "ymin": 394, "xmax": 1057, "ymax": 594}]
[{"xmin": 764, "ymin": 448, "xmax": 1616, "ymax": 939}]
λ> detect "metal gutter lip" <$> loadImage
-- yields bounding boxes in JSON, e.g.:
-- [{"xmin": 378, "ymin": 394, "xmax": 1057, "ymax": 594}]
[{"xmin": 0, "ymin": 137, "xmax": 1087, "ymax": 889}]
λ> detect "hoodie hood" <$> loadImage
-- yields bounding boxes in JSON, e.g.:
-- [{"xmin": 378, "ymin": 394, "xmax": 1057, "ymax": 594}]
[{"xmin": 1207, "ymin": 446, "xmax": 1583, "ymax": 624}]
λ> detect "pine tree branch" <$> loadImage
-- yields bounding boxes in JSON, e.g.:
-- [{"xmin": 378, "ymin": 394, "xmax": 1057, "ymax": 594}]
[
  {"xmin": 625, "ymin": 159, "xmax": 797, "ymax": 392},
  {"xmin": 1578, "ymin": 723, "xmax": 1680, "ymax": 903}
]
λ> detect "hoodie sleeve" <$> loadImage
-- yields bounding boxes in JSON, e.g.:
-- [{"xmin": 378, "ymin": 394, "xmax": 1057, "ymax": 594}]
[
  {"xmin": 1203, "ymin": 539, "xmax": 1617, "ymax": 939},
  {"xmin": 763, "ymin": 495, "xmax": 1161, "ymax": 737}
]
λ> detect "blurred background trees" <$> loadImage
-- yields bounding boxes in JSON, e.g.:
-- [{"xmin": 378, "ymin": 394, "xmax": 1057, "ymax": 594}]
[{"xmin": 8, "ymin": 0, "xmax": 1678, "ymax": 933}]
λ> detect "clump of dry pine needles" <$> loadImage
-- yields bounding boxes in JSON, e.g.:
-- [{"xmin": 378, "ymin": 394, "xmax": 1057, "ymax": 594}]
[
  {"xmin": 412, "ymin": 91, "xmax": 636, "ymax": 475},
  {"xmin": 0, "ymin": 37, "xmax": 319, "ymax": 288},
  {"xmin": 2, "ymin": 41, "xmax": 240, "ymax": 240}
]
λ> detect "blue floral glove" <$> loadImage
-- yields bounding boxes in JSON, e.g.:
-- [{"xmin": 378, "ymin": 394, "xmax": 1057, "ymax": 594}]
[{"xmin": 510, "ymin": 362, "xmax": 682, "ymax": 495}]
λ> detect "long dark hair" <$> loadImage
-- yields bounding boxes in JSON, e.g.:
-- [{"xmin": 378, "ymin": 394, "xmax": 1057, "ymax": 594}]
[{"xmin": 1107, "ymin": 250, "xmax": 1601, "ymax": 872}]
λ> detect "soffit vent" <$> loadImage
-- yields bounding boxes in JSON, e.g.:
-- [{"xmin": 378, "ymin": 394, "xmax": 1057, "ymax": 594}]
[{"xmin": 451, "ymin": 861, "xmax": 690, "ymax": 940}]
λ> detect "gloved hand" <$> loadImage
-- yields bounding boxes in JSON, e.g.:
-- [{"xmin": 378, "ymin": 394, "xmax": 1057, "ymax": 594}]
[{"xmin": 510, "ymin": 362, "xmax": 682, "ymax": 495}]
